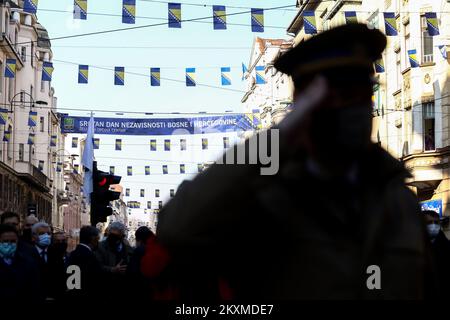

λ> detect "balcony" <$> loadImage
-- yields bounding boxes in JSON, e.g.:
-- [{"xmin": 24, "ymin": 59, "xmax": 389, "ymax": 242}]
[{"xmin": 15, "ymin": 161, "xmax": 50, "ymax": 192}]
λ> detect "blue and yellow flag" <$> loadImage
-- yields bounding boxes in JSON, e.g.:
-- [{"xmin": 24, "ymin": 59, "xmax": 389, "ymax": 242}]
[
  {"xmin": 180, "ymin": 139, "xmax": 186, "ymax": 151},
  {"xmin": 78, "ymin": 65, "xmax": 88, "ymax": 84},
  {"xmin": 151, "ymin": 68, "xmax": 160, "ymax": 86},
  {"xmin": 147, "ymin": 201, "xmax": 152, "ymax": 209},
  {"xmin": 168, "ymin": 3, "xmax": 181, "ymax": 28},
  {"xmin": 164, "ymin": 139, "xmax": 171, "ymax": 151},
  {"xmin": 213, "ymin": 5, "xmax": 226, "ymax": 30},
  {"xmin": 425, "ymin": 12, "xmax": 439, "ymax": 36},
  {"xmin": 180, "ymin": 164, "xmax": 185, "ymax": 174},
  {"xmin": 202, "ymin": 138, "xmax": 208, "ymax": 150},
  {"xmin": 140, "ymin": 189, "xmax": 145, "ymax": 197},
  {"xmin": 186, "ymin": 68, "xmax": 196, "ymax": 87},
  {"xmin": 375, "ymin": 59, "xmax": 385, "ymax": 73},
  {"xmin": 72, "ymin": 137, "xmax": 78, "ymax": 148},
  {"xmin": 145, "ymin": 166, "xmax": 150, "ymax": 175},
  {"xmin": 50, "ymin": 135, "xmax": 57, "ymax": 147},
  {"xmin": 3, "ymin": 130, "xmax": 10, "ymax": 142},
  {"xmin": 5, "ymin": 59, "xmax": 16, "ymax": 78},
  {"xmin": 73, "ymin": 164, "xmax": 79, "ymax": 174},
  {"xmin": 115, "ymin": 139, "xmax": 122, "ymax": 150},
  {"xmin": 0, "ymin": 108, "xmax": 8, "ymax": 125},
  {"xmin": 162, "ymin": 165, "xmax": 168, "ymax": 175},
  {"xmin": 110, "ymin": 166, "xmax": 115, "ymax": 174},
  {"xmin": 223, "ymin": 137, "xmax": 230, "ymax": 149},
  {"xmin": 252, "ymin": 109, "xmax": 262, "ymax": 130},
  {"xmin": 122, "ymin": 0, "xmax": 136, "ymax": 24},
  {"xmin": 303, "ymin": 11, "xmax": 317, "ymax": 34},
  {"xmin": 221, "ymin": 67, "xmax": 231, "ymax": 86},
  {"xmin": 93, "ymin": 138, "xmax": 99, "ymax": 149},
  {"xmin": 28, "ymin": 133, "xmax": 35, "ymax": 145},
  {"xmin": 344, "ymin": 11, "xmax": 357, "ymax": 24},
  {"xmin": 114, "ymin": 67, "xmax": 125, "ymax": 86},
  {"xmin": 155, "ymin": 189, "xmax": 160, "ymax": 197},
  {"xmin": 383, "ymin": 12, "xmax": 398, "ymax": 36},
  {"xmin": 150, "ymin": 139, "xmax": 157, "ymax": 151},
  {"xmin": 56, "ymin": 162, "xmax": 63, "ymax": 173},
  {"xmin": 74, "ymin": 0, "xmax": 87, "ymax": 20},
  {"xmin": 38, "ymin": 160, "xmax": 44, "ymax": 171},
  {"xmin": 197, "ymin": 163, "xmax": 203, "ymax": 173},
  {"xmin": 255, "ymin": 66, "xmax": 266, "ymax": 84},
  {"xmin": 251, "ymin": 8, "xmax": 264, "ymax": 33},
  {"xmin": 42, "ymin": 61, "xmax": 54, "ymax": 81},
  {"xmin": 408, "ymin": 49, "xmax": 420, "ymax": 68},
  {"xmin": 127, "ymin": 166, "xmax": 133, "ymax": 176},
  {"xmin": 125, "ymin": 188, "xmax": 130, "ymax": 197},
  {"xmin": 24, "ymin": 0, "xmax": 38, "ymax": 14},
  {"xmin": 28, "ymin": 111, "xmax": 37, "ymax": 127}
]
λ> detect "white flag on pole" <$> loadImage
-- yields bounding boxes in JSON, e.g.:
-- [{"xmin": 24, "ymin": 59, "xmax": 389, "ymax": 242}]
[{"xmin": 81, "ymin": 113, "xmax": 95, "ymax": 203}]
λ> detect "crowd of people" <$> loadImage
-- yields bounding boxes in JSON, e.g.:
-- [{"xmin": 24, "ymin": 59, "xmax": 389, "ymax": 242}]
[{"xmin": 0, "ymin": 212, "xmax": 157, "ymax": 303}]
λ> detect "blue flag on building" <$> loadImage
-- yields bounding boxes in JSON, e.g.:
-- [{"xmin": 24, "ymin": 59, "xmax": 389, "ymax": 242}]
[
  {"xmin": 150, "ymin": 139, "xmax": 157, "ymax": 151},
  {"xmin": 180, "ymin": 139, "xmax": 186, "ymax": 151},
  {"xmin": 5, "ymin": 59, "xmax": 16, "ymax": 78},
  {"xmin": 114, "ymin": 67, "xmax": 125, "ymax": 86},
  {"xmin": 3, "ymin": 130, "xmax": 10, "ymax": 142},
  {"xmin": 73, "ymin": 164, "xmax": 79, "ymax": 174},
  {"xmin": 122, "ymin": 0, "xmax": 136, "ymax": 24},
  {"xmin": 186, "ymin": 68, "xmax": 196, "ymax": 87},
  {"xmin": 28, "ymin": 111, "xmax": 37, "ymax": 127},
  {"xmin": 72, "ymin": 137, "xmax": 78, "ymax": 148},
  {"xmin": 127, "ymin": 166, "xmax": 132, "ymax": 176},
  {"xmin": 50, "ymin": 135, "xmax": 57, "ymax": 147},
  {"xmin": 24, "ymin": 0, "xmax": 38, "ymax": 14},
  {"xmin": 344, "ymin": 11, "xmax": 357, "ymax": 24},
  {"xmin": 42, "ymin": 61, "xmax": 54, "ymax": 81},
  {"xmin": 375, "ymin": 59, "xmax": 385, "ymax": 73},
  {"xmin": 56, "ymin": 162, "xmax": 63, "ymax": 173},
  {"xmin": 151, "ymin": 68, "xmax": 160, "ymax": 86},
  {"xmin": 164, "ymin": 139, "xmax": 171, "ymax": 151},
  {"xmin": 162, "ymin": 165, "xmax": 168, "ymax": 174},
  {"xmin": 251, "ymin": 8, "xmax": 264, "ymax": 32},
  {"xmin": 425, "ymin": 12, "xmax": 439, "ymax": 36},
  {"xmin": 383, "ymin": 12, "xmax": 398, "ymax": 36},
  {"xmin": 115, "ymin": 139, "xmax": 122, "ymax": 150},
  {"xmin": 28, "ymin": 133, "xmax": 35, "ymax": 145},
  {"xmin": 140, "ymin": 189, "xmax": 145, "ymax": 197},
  {"xmin": 202, "ymin": 138, "xmax": 208, "ymax": 150},
  {"xmin": 145, "ymin": 166, "xmax": 150, "ymax": 175},
  {"xmin": 255, "ymin": 66, "xmax": 266, "ymax": 84},
  {"xmin": 78, "ymin": 65, "xmax": 88, "ymax": 84},
  {"xmin": 110, "ymin": 166, "xmax": 115, "ymax": 174},
  {"xmin": 180, "ymin": 164, "xmax": 185, "ymax": 174},
  {"xmin": 0, "ymin": 108, "xmax": 8, "ymax": 125},
  {"xmin": 303, "ymin": 11, "xmax": 317, "ymax": 34},
  {"xmin": 213, "ymin": 5, "xmax": 226, "ymax": 30},
  {"xmin": 74, "ymin": 0, "xmax": 87, "ymax": 20},
  {"xmin": 223, "ymin": 137, "xmax": 230, "ymax": 149},
  {"xmin": 221, "ymin": 67, "xmax": 231, "ymax": 86},
  {"xmin": 168, "ymin": 3, "xmax": 181, "ymax": 28},
  {"xmin": 125, "ymin": 188, "xmax": 130, "ymax": 197},
  {"xmin": 408, "ymin": 49, "xmax": 420, "ymax": 68},
  {"xmin": 93, "ymin": 138, "xmax": 99, "ymax": 149}
]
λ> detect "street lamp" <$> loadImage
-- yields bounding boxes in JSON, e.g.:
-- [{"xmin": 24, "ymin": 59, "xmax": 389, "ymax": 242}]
[{"xmin": 9, "ymin": 91, "xmax": 48, "ymax": 112}]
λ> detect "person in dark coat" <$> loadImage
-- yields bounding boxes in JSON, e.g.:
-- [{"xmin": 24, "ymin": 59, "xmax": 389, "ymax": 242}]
[
  {"xmin": 155, "ymin": 24, "xmax": 429, "ymax": 300},
  {"xmin": 66, "ymin": 225, "xmax": 103, "ymax": 300},
  {"xmin": 47, "ymin": 231, "xmax": 69, "ymax": 301},
  {"xmin": 423, "ymin": 210, "xmax": 450, "ymax": 299},
  {"xmin": 0, "ymin": 224, "xmax": 43, "ymax": 303}
]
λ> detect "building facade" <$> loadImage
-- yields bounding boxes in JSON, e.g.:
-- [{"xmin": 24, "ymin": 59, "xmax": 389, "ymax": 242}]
[{"xmin": 242, "ymin": 37, "xmax": 293, "ymax": 132}]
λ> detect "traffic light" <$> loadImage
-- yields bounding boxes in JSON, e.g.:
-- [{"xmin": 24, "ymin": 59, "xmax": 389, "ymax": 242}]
[{"xmin": 90, "ymin": 161, "xmax": 121, "ymax": 226}]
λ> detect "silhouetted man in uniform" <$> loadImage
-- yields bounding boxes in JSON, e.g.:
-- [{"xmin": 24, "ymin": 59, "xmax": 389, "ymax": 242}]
[{"xmin": 156, "ymin": 24, "xmax": 428, "ymax": 300}]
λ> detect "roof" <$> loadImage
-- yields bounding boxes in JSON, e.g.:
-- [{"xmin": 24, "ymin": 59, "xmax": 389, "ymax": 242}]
[{"xmin": 35, "ymin": 23, "xmax": 51, "ymax": 48}]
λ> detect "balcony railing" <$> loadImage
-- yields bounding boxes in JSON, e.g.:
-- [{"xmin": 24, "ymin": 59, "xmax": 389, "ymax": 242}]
[
  {"xmin": 422, "ymin": 54, "xmax": 434, "ymax": 64},
  {"xmin": 15, "ymin": 161, "xmax": 50, "ymax": 191}
]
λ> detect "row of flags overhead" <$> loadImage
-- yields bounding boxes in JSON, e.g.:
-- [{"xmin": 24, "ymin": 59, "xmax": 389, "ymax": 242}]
[
  {"xmin": 126, "ymin": 188, "xmax": 161, "ymax": 198},
  {"xmin": 74, "ymin": 65, "xmax": 262, "ymax": 86},
  {"xmin": 24, "ymin": 0, "xmax": 268, "ymax": 32},
  {"xmin": 4, "ymin": 59, "xmax": 54, "ymax": 81},
  {"xmin": 108, "ymin": 163, "xmax": 206, "ymax": 176},
  {"xmin": 127, "ymin": 201, "xmax": 164, "ymax": 210},
  {"xmin": 70, "ymin": 137, "xmax": 231, "ymax": 150}
]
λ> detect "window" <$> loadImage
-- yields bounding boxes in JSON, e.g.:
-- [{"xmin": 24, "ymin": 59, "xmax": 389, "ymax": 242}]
[
  {"xmin": 19, "ymin": 143, "xmax": 24, "ymax": 161},
  {"xmin": 7, "ymin": 125, "xmax": 12, "ymax": 160},
  {"xmin": 31, "ymin": 43, "xmax": 34, "ymax": 67},
  {"xmin": 40, "ymin": 116, "xmax": 44, "ymax": 132},
  {"xmin": 0, "ymin": 60, "xmax": 3, "ymax": 95},
  {"xmin": 404, "ymin": 22, "xmax": 410, "ymax": 68},
  {"xmin": 423, "ymin": 102, "xmax": 435, "ymax": 151},
  {"xmin": 41, "ymin": 78, "xmax": 45, "ymax": 92},
  {"xmin": 20, "ymin": 90, "xmax": 25, "ymax": 102},
  {"xmin": 21, "ymin": 46, "xmax": 26, "ymax": 62},
  {"xmin": 8, "ymin": 77, "xmax": 13, "ymax": 102},
  {"xmin": 421, "ymin": 16, "xmax": 433, "ymax": 63},
  {"xmin": 30, "ymin": 85, "xmax": 33, "ymax": 100},
  {"xmin": 396, "ymin": 51, "xmax": 401, "ymax": 91}
]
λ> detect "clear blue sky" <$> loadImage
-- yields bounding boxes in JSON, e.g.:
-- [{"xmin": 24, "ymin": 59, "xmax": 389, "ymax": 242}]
[{"xmin": 37, "ymin": 0, "xmax": 297, "ymax": 221}]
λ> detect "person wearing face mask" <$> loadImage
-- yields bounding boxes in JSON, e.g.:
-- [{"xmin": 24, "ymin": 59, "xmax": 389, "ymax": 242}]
[
  {"xmin": 423, "ymin": 210, "xmax": 450, "ymax": 299},
  {"xmin": 0, "ymin": 224, "xmax": 42, "ymax": 302},
  {"xmin": 95, "ymin": 222, "xmax": 133, "ymax": 298},
  {"xmin": 155, "ymin": 24, "xmax": 429, "ymax": 300},
  {"xmin": 31, "ymin": 222, "xmax": 52, "ymax": 300}
]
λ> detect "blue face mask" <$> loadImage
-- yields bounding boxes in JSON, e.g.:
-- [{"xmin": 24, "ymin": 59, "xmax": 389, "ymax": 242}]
[
  {"xmin": 0, "ymin": 243, "xmax": 17, "ymax": 259},
  {"xmin": 38, "ymin": 234, "xmax": 51, "ymax": 247}
]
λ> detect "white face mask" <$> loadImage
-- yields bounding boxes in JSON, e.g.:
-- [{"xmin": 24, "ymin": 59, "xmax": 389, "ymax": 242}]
[{"xmin": 427, "ymin": 224, "xmax": 440, "ymax": 238}]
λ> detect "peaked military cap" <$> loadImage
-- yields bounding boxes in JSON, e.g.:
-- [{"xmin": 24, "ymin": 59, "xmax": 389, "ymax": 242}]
[{"xmin": 275, "ymin": 23, "xmax": 387, "ymax": 79}]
